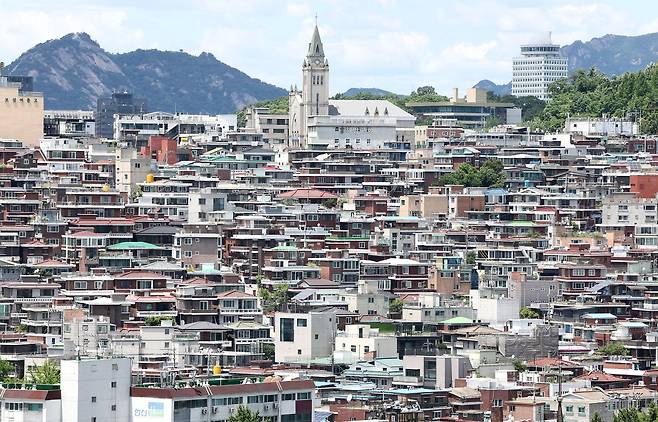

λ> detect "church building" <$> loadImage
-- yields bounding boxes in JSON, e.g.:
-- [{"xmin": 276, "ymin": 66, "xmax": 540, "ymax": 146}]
[{"xmin": 288, "ymin": 25, "xmax": 415, "ymax": 151}]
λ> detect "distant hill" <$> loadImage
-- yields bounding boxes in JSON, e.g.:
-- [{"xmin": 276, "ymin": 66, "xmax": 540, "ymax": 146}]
[
  {"xmin": 473, "ymin": 80, "xmax": 512, "ymax": 96},
  {"xmin": 341, "ymin": 87, "xmax": 397, "ymax": 97},
  {"xmin": 4, "ymin": 32, "xmax": 287, "ymax": 113},
  {"xmin": 561, "ymin": 32, "xmax": 658, "ymax": 76}
]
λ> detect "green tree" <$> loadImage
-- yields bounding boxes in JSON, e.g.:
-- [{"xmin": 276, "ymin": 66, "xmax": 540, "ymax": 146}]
[
  {"xmin": 512, "ymin": 359, "xmax": 527, "ymax": 373},
  {"xmin": 598, "ymin": 342, "xmax": 629, "ymax": 356},
  {"xmin": 519, "ymin": 307, "xmax": 541, "ymax": 319},
  {"xmin": 237, "ymin": 97, "xmax": 289, "ymax": 127},
  {"xmin": 613, "ymin": 407, "xmax": 643, "ymax": 422},
  {"xmin": 465, "ymin": 251, "xmax": 476, "ymax": 266},
  {"xmin": 389, "ymin": 298, "xmax": 404, "ymax": 314},
  {"xmin": 321, "ymin": 198, "xmax": 338, "ymax": 209},
  {"xmin": 436, "ymin": 159, "xmax": 506, "ymax": 188},
  {"xmin": 487, "ymin": 92, "xmax": 547, "ymax": 122},
  {"xmin": 144, "ymin": 316, "xmax": 174, "ymax": 327},
  {"xmin": 28, "ymin": 360, "xmax": 60, "ymax": 384},
  {"xmin": 0, "ymin": 358, "xmax": 15, "ymax": 382},
  {"xmin": 262, "ymin": 343, "xmax": 275, "ymax": 361},
  {"xmin": 591, "ymin": 412, "xmax": 603, "ymax": 422},
  {"xmin": 259, "ymin": 284, "xmax": 289, "ymax": 313},
  {"xmin": 484, "ymin": 116, "xmax": 502, "ymax": 129},
  {"xmin": 228, "ymin": 405, "xmax": 262, "ymax": 422}
]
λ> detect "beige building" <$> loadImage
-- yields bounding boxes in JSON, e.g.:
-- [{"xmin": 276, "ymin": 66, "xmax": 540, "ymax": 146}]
[
  {"xmin": 0, "ymin": 77, "xmax": 43, "ymax": 147},
  {"xmin": 244, "ymin": 107, "xmax": 289, "ymax": 150},
  {"xmin": 400, "ymin": 186, "xmax": 485, "ymax": 220},
  {"xmin": 115, "ymin": 148, "xmax": 152, "ymax": 198}
]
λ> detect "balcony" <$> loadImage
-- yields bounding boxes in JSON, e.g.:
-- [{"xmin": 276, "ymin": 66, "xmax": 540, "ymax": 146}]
[
  {"xmin": 393, "ymin": 375, "xmax": 424, "ymax": 386},
  {"xmin": 135, "ymin": 310, "xmax": 178, "ymax": 318},
  {"xmin": 219, "ymin": 308, "xmax": 261, "ymax": 316}
]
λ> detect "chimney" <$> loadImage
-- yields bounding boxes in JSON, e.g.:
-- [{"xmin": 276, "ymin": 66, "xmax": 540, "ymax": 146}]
[
  {"xmin": 491, "ymin": 405, "xmax": 504, "ymax": 422},
  {"xmin": 79, "ymin": 247, "xmax": 87, "ymax": 275}
]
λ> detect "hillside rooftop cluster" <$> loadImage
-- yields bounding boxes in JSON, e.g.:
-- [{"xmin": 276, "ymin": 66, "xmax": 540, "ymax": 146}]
[{"xmin": 0, "ymin": 24, "xmax": 656, "ymax": 422}]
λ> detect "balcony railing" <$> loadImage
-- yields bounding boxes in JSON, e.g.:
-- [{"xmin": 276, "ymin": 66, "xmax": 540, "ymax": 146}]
[{"xmin": 135, "ymin": 310, "xmax": 178, "ymax": 317}]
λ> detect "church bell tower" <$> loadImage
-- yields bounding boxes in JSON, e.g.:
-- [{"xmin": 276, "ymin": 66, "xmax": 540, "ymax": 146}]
[{"xmin": 302, "ymin": 24, "xmax": 329, "ymax": 118}]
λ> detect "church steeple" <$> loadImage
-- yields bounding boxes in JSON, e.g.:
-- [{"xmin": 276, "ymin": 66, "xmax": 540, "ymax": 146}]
[{"xmin": 307, "ymin": 24, "xmax": 325, "ymax": 57}]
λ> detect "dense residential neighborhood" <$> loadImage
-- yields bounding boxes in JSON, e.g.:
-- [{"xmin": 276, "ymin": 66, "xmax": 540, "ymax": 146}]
[{"xmin": 2, "ymin": 8, "xmax": 658, "ymax": 422}]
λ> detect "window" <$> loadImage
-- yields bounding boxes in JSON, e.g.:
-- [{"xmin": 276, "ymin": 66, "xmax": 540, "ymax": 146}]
[
  {"xmin": 25, "ymin": 403, "xmax": 43, "ymax": 412},
  {"xmin": 282, "ymin": 393, "xmax": 295, "ymax": 401},
  {"xmin": 297, "ymin": 392, "xmax": 311, "ymax": 400},
  {"xmin": 280, "ymin": 318, "xmax": 295, "ymax": 342},
  {"xmin": 565, "ymin": 405, "xmax": 573, "ymax": 414},
  {"xmin": 350, "ymin": 345, "xmax": 357, "ymax": 352},
  {"xmin": 91, "ymin": 396, "xmax": 97, "ymax": 403},
  {"xmin": 572, "ymin": 269, "xmax": 585, "ymax": 277},
  {"xmin": 296, "ymin": 319, "xmax": 307, "ymax": 327},
  {"xmin": 213, "ymin": 397, "xmax": 242, "ymax": 406},
  {"xmin": 578, "ymin": 406, "xmax": 586, "ymax": 416},
  {"xmin": 111, "ymin": 405, "xmax": 116, "ymax": 411},
  {"xmin": 111, "ymin": 381, "xmax": 117, "ymax": 388},
  {"xmin": 248, "ymin": 395, "xmax": 262, "ymax": 404}
]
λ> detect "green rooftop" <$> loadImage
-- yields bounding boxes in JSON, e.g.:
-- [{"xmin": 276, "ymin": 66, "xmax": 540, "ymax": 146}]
[
  {"xmin": 107, "ymin": 241, "xmax": 162, "ymax": 250},
  {"xmin": 441, "ymin": 316, "xmax": 473, "ymax": 325}
]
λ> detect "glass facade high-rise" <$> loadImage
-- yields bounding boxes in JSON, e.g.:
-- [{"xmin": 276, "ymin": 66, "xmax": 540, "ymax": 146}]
[{"xmin": 512, "ymin": 32, "xmax": 568, "ymax": 101}]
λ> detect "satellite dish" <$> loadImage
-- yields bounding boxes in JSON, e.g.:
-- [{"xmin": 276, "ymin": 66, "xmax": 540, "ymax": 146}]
[{"xmin": 346, "ymin": 394, "xmax": 353, "ymax": 402}]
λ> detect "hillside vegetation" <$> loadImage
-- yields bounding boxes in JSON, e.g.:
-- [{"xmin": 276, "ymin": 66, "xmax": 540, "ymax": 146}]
[{"xmin": 529, "ymin": 66, "xmax": 658, "ymax": 133}]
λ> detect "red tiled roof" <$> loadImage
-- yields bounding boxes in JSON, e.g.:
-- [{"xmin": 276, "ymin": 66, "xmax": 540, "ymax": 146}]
[
  {"xmin": 4, "ymin": 389, "xmax": 61, "ymax": 400},
  {"xmin": 131, "ymin": 380, "xmax": 314, "ymax": 399},
  {"xmin": 528, "ymin": 357, "xmax": 581, "ymax": 368},
  {"xmin": 115, "ymin": 271, "xmax": 166, "ymax": 279},
  {"xmin": 217, "ymin": 290, "xmax": 255, "ymax": 299},
  {"xmin": 34, "ymin": 259, "xmax": 73, "ymax": 267},
  {"xmin": 276, "ymin": 188, "xmax": 337, "ymax": 199},
  {"xmin": 68, "ymin": 231, "xmax": 104, "ymax": 237},
  {"xmin": 575, "ymin": 371, "xmax": 627, "ymax": 382}
]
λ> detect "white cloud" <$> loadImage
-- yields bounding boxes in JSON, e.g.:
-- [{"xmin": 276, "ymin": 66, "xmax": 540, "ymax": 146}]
[{"xmin": 286, "ymin": 2, "xmax": 311, "ymax": 17}]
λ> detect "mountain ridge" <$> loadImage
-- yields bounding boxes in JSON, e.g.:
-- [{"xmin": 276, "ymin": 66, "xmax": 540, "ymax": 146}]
[{"xmin": 4, "ymin": 32, "xmax": 287, "ymax": 113}]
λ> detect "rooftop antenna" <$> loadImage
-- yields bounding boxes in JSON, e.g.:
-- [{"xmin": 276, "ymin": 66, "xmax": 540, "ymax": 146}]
[{"xmin": 315, "ymin": 13, "xmax": 318, "ymax": 26}]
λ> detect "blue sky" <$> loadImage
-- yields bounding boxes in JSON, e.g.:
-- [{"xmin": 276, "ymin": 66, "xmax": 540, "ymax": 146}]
[{"xmin": 1, "ymin": 0, "xmax": 657, "ymax": 96}]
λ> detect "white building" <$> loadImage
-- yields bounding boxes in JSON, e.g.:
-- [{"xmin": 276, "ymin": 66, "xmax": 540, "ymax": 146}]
[
  {"xmin": 60, "ymin": 357, "xmax": 132, "ymax": 422},
  {"xmin": 402, "ymin": 292, "xmax": 475, "ymax": 324},
  {"xmin": 334, "ymin": 324, "xmax": 397, "ymax": 363},
  {"xmin": 340, "ymin": 279, "xmax": 390, "ymax": 316},
  {"xmin": 512, "ymin": 32, "xmax": 568, "ymax": 100},
  {"xmin": 288, "ymin": 24, "xmax": 414, "ymax": 150},
  {"xmin": 273, "ymin": 310, "xmax": 335, "ymax": 363},
  {"xmin": 565, "ymin": 116, "xmax": 639, "ymax": 137}
]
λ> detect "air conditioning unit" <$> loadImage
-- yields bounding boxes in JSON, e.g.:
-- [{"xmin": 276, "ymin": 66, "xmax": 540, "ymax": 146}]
[
  {"xmin": 264, "ymin": 405, "xmax": 270, "ymax": 411},
  {"xmin": 273, "ymin": 403, "xmax": 279, "ymax": 409},
  {"xmin": 202, "ymin": 408, "xmax": 208, "ymax": 415},
  {"xmin": 229, "ymin": 408, "xmax": 235, "ymax": 414},
  {"xmin": 212, "ymin": 407, "xmax": 218, "ymax": 414}
]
